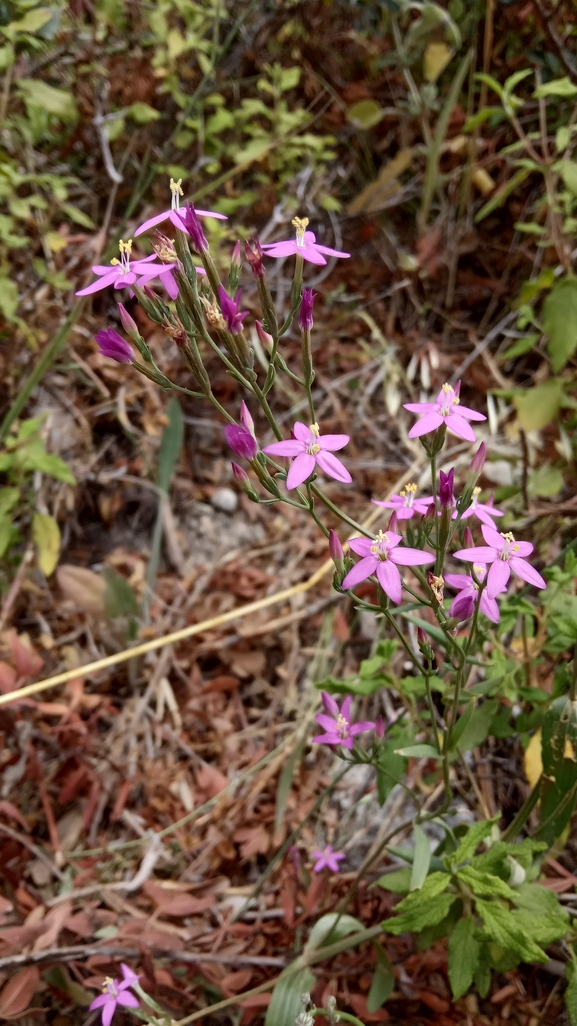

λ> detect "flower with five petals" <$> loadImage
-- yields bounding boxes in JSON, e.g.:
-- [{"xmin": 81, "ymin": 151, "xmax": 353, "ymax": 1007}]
[
  {"xmin": 342, "ymin": 531, "xmax": 435, "ymax": 604},
  {"xmin": 454, "ymin": 524, "xmax": 546, "ymax": 598},
  {"xmin": 311, "ymin": 845, "xmax": 346, "ymax": 873},
  {"xmin": 312, "ymin": 692, "xmax": 374, "ymax": 749},
  {"xmin": 404, "ymin": 381, "xmax": 486, "ymax": 442},
  {"xmin": 262, "ymin": 422, "xmax": 351, "ymax": 490},
  {"xmin": 261, "ymin": 216, "xmax": 350, "ymax": 266},
  {"xmin": 89, "ymin": 964, "xmax": 140, "ymax": 1026},
  {"xmin": 134, "ymin": 177, "xmax": 227, "ymax": 237}
]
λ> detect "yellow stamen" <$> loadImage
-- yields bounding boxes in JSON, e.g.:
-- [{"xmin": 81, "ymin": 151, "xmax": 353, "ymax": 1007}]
[
  {"xmin": 473, "ymin": 487, "xmax": 481, "ymax": 495},
  {"xmin": 502, "ymin": 532, "xmax": 515, "ymax": 543},
  {"xmin": 405, "ymin": 483, "xmax": 417, "ymax": 493},
  {"xmin": 103, "ymin": 977, "xmax": 114, "ymax": 993},
  {"xmin": 118, "ymin": 239, "xmax": 132, "ymax": 256},
  {"xmin": 292, "ymin": 216, "xmax": 309, "ymax": 233},
  {"xmin": 310, "ymin": 443, "xmax": 320, "ymax": 455},
  {"xmin": 170, "ymin": 177, "xmax": 183, "ymax": 197}
]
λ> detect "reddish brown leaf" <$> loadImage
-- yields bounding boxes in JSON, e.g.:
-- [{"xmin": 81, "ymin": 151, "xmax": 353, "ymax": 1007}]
[
  {"xmin": 240, "ymin": 994, "xmax": 271, "ymax": 1008},
  {"xmin": 0, "ymin": 926, "xmax": 46, "ymax": 955},
  {"xmin": 202, "ymin": 675, "xmax": 240, "ymax": 694},
  {"xmin": 33, "ymin": 901, "xmax": 72, "ymax": 951},
  {"xmin": 348, "ymin": 993, "xmax": 389, "ymax": 1022},
  {"xmin": 417, "ymin": 990, "xmax": 450, "ymax": 1013},
  {"xmin": 221, "ymin": 970, "xmax": 253, "ymax": 994},
  {"xmin": 0, "ymin": 967, "xmax": 40, "ymax": 1017},
  {"xmin": 8, "ymin": 634, "xmax": 43, "ymax": 680},
  {"xmin": 0, "ymin": 663, "xmax": 17, "ymax": 694},
  {"xmin": 0, "ymin": 801, "xmax": 30, "ymax": 832},
  {"xmin": 195, "ymin": 764, "xmax": 228, "ymax": 798},
  {"xmin": 141, "ymin": 883, "xmax": 214, "ymax": 917}
]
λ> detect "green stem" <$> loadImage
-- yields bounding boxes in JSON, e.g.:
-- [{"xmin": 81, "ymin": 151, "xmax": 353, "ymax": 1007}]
[
  {"xmin": 310, "ymin": 484, "xmax": 374, "ymax": 537},
  {"xmin": 306, "ymin": 484, "xmax": 329, "ymax": 537},
  {"xmin": 501, "ymin": 777, "xmax": 542, "ymax": 842}
]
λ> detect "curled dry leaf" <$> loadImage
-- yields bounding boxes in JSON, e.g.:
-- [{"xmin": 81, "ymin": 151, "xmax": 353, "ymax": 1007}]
[
  {"xmin": 0, "ymin": 800, "xmax": 31, "ymax": 832},
  {"xmin": 0, "ymin": 967, "xmax": 40, "ymax": 1017},
  {"xmin": 0, "ymin": 662, "xmax": 17, "ymax": 694},
  {"xmin": 8, "ymin": 633, "xmax": 43, "ymax": 680},
  {"xmin": 56, "ymin": 565, "xmax": 107, "ymax": 616}
]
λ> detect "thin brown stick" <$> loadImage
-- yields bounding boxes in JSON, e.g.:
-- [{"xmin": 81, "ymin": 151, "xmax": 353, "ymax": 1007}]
[{"xmin": 0, "ymin": 944, "xmax": 287, "ymax": 973}]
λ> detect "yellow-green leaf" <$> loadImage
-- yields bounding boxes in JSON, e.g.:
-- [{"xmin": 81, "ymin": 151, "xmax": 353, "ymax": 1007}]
[
  {"xmin": 423, "ymin": 42, "xmax": 452, "ymax": 83},
  {"xmin": 514, "ymin": 380, "xmax": 563, "ymax": 431},
  {"xmin": 2, "ymin": 8, "xmax": 53, "ymax": 38},
  {"xmin": 543, "ymin": 278, "xmax": 577, "ymax": 372},
  {"xmin": 18, "ymin": 79, "xmax": 77, "ymax": 122},
  {"xmin": 347, "ymin": 99, "xmax": 385, "ymax": 130},
  {"xmin": 129, "ymin": 102, "xmax": 160, "ymax": 124},
  {"xmin": 33, "ymin": 513, "xmax": 60, "ymax": 577}
]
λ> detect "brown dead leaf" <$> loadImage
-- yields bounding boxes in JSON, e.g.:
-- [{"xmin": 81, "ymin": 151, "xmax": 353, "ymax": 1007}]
[
  {"xmin": 0, "ymin": 663, "xmax": 17, "ymax": 694},
  {"xmin": 347, "ymin": 149, "xmax": 413, "ymax": 215},
  {"xmin": 56, "ymin": 565, "xmax": 107, "ymax": 616},
  {"xmin": 8, "ymin": 634, "xmax": 43, "ymax": 680},
  {"xmin": 221, "ymin": 969, "xmax": 253, "ymax": 994},
  {"xmin": 348, "ymin": 993, "xmax": 389, "ymax": 1022},
  {"xmin": 202, "ymin": 675, "xmax": 240, "ymax": 694},
  {"xmin": 0, "ymin": 801, "xmax": 30, "ymax": 833},
  {"xmin": 142, "ymin": 883, "xmax": 214, "ymax": 917},
  {"xmin": 233, "ymin": 825, "xmax": 270, "ymax": 859},
  {"xmin": 33, "ymin": 901, "xmax": 72, "ymax": 951},
  {"xmin": 0, "ymin": 967, "xmax": 40, "ymax": 1017},
  {"xmin": 229, "ymin": 650, "xmax": 266, "ymax": 679},
  {"xmin": 195, "ymin": 764, "xmax": 228, "ymax": 798}
]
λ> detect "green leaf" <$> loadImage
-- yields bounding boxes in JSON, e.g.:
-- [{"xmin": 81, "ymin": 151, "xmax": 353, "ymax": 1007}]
[
  {"xmin": 384, "ymin": 893, "xmax": 456, "ymax": 934},
  {"xmin": 158, "ymin": 397, "xmax": 183, "ymax": 493},
  {"xmin": 454, "ymin": 700, "xmax": 498, "ymax": 753},
  {"xmin": 449, "ymin": 699, "xmax": 475, "ymax": 750},
  {"xmin": 451, "ymin": 820, "xmax": 495, "ymax": 866},
  {"xmin": 474, "ymin": 944, "xmax": 492, "ymax": 998},
  {"xmin": 275, "ymin": 736, "xmax": 304, "ymax": 835},
  {"xmin": 557, "ymin": 160, "xmax": 577, "ymax": 196},
  {"xmin": 265, "ymin": 965, "xmax": 315, "ymax": 1026},
  {"xmin": 22, "ymin": 451, "xmax": 76, "ymax": 484},
  {"xmin": 0, "ymin": 487, "xmax": 19, "ymax": 517},
  {"xmin": 42, "ymin": 966, "xmax": 91, "ymax": 1006},
  {"xmin": 280, "ymin": 66, "xmax": 300, "ymax": 91},
  {"xmin": 448, "ymin": 917, "xmax": 480, "ymax": 999},
  {"xmin": 513, "ymin": 221, "xmax": 544, "ymax": 234},
  {"xmin": 557, "ymin": 126, "xmax": 570, "ymax": 153},
  {"xmin": 60, "ymin": 203, "xmax": 95, "ymax": 229},
  {"xmin": 565, "ymin": 960, "xmax": 577, "ymax": 1026},
  {"xmin": 401, "ymin": 614, "xmax": 447, "ymax": 646},
  {"xmin": 474, "ymin": 169, "xmax": 531, "ymax": 224},
  {"xmin": 304, "ymin": 914, "xmax": 364, "ymax": 954},
  {"xmin": 500, "ymin": 333, "xmax": 539, "ymax": 360},
  {"xmin": 474, "ymin": 898, "xmax": 547, "ymax": 963},
  {"xmin": 0, "ymin": 516, "xmax": 13, "ymax": 558},
  {"xmin": 347, "ymin": 99, "xmax": 385, "ymax": 129},
  {"xmin": 410, "ymin": 825, "xmax": 431, "ymax": 891},
  {"xmin": 527, "ymin": 464, "xmax": 563, "ymax": 499},
  {"xmin": 457, "ymin": 865, "xmax": 517, "ymax": 900},
  {"xmin": 514, "ymin": 379, "xmax": 564, "ymax": 431},
  {"xmin": 2, "ymin": 8, "xmax": 53, "ymax": 37},
  {"xmin": 534, "ymin": 77, "xmax": 577, "ymax": 98},
  {"xmin": 129, "ymin": 102, "xmax": 161, "ymax": 123},
  {"xmin": 394, "ymin": 744, "xmax": 439, "ymax": 759},
  {"xmin": 32, "ymin": 513, "xmax": 60, "ymax": 577},
  {"xmin": 375, "ymin": 867, "xmax": 412, "ymax": 895},
  {"xmin": 544, "ymin": 279, "xmax": 577, "ymax": 372},
  {"xmin": 103, "ymin": 569, "xmax": 138, "ymax": 619},
  {"xmin": 376, "ymin": 742, "xmax": 407, "ymax": 806},
  {"xmin": 0, "ymin": 277, "xmax": 19, "ymax": 320},
  {"xmin": 367, "ymin": 944, "xmax": 394, "ymax": 1012},
  {"xmin": 389, "ymin": 871, "xmax": 450, "ymax": 910},
  {"xmin": 18, "ymin": 79, "xmax": 78, "ymax": 122}
]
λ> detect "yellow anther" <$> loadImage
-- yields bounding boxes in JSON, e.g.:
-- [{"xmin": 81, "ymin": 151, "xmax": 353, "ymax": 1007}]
[
  {"xmin": 311, "ymin": 443, "xmax": 320, "ymax": 455},
  {"xmin": 513, "ymin": 544, "xmax": 520, "ymax": 553},
  {"xmin": 336, "ymin": 713, "xmax": 348, "ymax": 735},
  {"xmin": 473, "ymin": 487, "xmax": 481, "ymax": 495},
  {"xmin": 110, "ymin": 258, "xmax": 120, "ymax": 266},
  {"xmin": 502, "ymin": 532, "xmax": 515, "ymax": 543},
  {"xmin": 405, "ymin": 483, "xmax": 417, "ymax": 493},
  {"xmin": 170, "ymin": 177, "xmax": 183, "ymax": 197},
  {"xmin": 442, "ymin": 383, "xmax": 452, "ymax": 393},
  {"xmin": 310, "ymin": 422, "xmax": 320, "ymax": 437},
  {"xmin": 473, "ymin": 564, "xmax": 485, "ymax": 576},
  {"xmin": 118, "ymin": 239, "xmax": 133, "ymax": 256},
  {"xmin": 292, "ymin": 216, "xmax": 310, "ymax": 234},
  {"xmin": 103, "ymin": 977, "xmax": 114, "ymax": 993}
]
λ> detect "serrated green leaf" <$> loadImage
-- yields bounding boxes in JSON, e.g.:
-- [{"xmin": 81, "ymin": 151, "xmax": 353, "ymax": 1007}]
[
  {"xmin": 410, "ymin": 825, "xmax": 431, "ymax": 891},
  {"xmin": 32, "ymin": 513, "xmax": 60, "ymax": 577},
  {"xmin": 451, "ymin": 820, "xmax": 495, "ymax": 866},
  {"xmin": 510, "ymin": 907, "xmax": 568, "ymax": 945},
  {"xmin": 2, "ymin": 8, "xmax": 53, "ymax": 37},
  {"xmin": 448, "ymin": 917, "xmax": 479, "ymax": 999},
  {"xmin": 391, "ymin": 871, "xmax": 450, "ymax": 912},
  {"xmin": 474, "ymin": 944, "xmax": 492, "ymax": 998},
  {"xmin": 544, "ymin": 279, "xmax": 577, "ymax": 372},
  {"xmin": 475, "ymin": 898, "xmax": 548, "ymax": 963},
  {"xmin": 457, "ymin": 865, "xmax": 517, "ymax": 900},
  {"xmin": 367, "ymin": 944, "xmax": 394, "ymax": 1012},
  {"xmin": 383, "ymin": 892, "xmax": 456, "ymax": 934}
]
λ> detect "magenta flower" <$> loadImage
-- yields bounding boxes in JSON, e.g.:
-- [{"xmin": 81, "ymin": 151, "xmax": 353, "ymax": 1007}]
[
  {"xmin": 245, "ymin": 237, "xmax": 266, "ymax": 278},
  {"xmin": 454, "ymin": 524, "xmax": 547, "ymax": 598},
  {"xmin": 95, "ymin": 328, "xmax": 134, "ymax": 364},
  {"xmin": 239, "ymin": 400, "xmax": 255, "ymax": 438},
  {"xmin": 312, "ymin": 692, "xmax": 375, "ymax": 750},
  {"xmin": 445, "ymin": 564, "xmax": 501, "ymax": 623},
  {"xmin": 342, "ymin": 531, "xmax": 434, "ymax": 604},
  {"xmin": 453, "ymin": 488, "xmax": 504, "ymax": 527},
  {"xmin": 311, "ymin": 845, "xmax": 346, "ymax": 873},
  {"xmin": 89, "ymin": 965, "xmax": 140, "ymax": 1026},
  {"xmin": 261, "ymin": 216, "xmax": 350, "ymax": 266},
  {"xmin": 76, "ymin": 240, "xmax": 175, "ymax": 297},
  {"xmin": 439, "ymin": 468, "xmax": 455, "ymax": 509},
  {"xmin": 299, "ymin": 288, "xmax": 316, "ymax": 331},
  {"xmin": 225, "ymin": 423, "xmax": 258, "ymax": 460},
  {"xmin": 134, "ymin": 177, "xmax": 226, "ymax": 237},
  {"xmin": 372, "ymin": 483, "xmax": 433, "ymax": 520},
  {"xmin": 218, "ymin": 286, "xmax": 248, "ymax": 335},
  {"xmin": 404, "ymin": 382, "xmax": 486, "ymax": 442},
  {"xmin": 262, "ymin": 422, "xmax": 351, "ymax": 490}
]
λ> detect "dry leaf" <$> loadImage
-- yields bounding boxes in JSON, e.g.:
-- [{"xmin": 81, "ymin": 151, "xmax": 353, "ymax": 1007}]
[
  {"xmin": 8, "ymin": 633, "xmax": 43, "ymax": 679},
  {"xmin": 347, "ymin": 149, "xmax": 413, "ymax": 215},
  {"xmin": 0, "ymin": 663, "xmax": 17, "ymax": 694},
  {"xmin": 0, "ymin": 800, "xmax": 30, "ymax": 833},
  {"xmin": 0, "ymin": 967, "xmax": 39, "ymax": 1017},
  {"xmin": 56, "ymin": 565, "xmax": 107, "ymax": 616},
  {"xmin": 33, "ymin": 902, "xmax": 73, "ymax": 951},
  {"xmin": 195, "ymin": 764, "xmax": 228, "ymax": 798}
]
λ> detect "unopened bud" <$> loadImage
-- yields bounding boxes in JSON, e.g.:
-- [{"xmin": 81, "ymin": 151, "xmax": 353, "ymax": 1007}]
[
  {"xmin": 231, "ymin": 240, "xmax": 241, "ymax": 266},
  {"xmin": 463, "ymin": 526, "xmax": 474, "ymax": 548},
  {"xmin": 388, "ymin": 511, "xmax": 399, "ymax": 533},
  {"xmin": 117, "ymin": 302, "xmax": 138, "ymax": 339},
  {"xmin": 449, "ymin": 591, "xmax": 475, "ymax": 622},
  {"xmin": 438, "ymin": 468, "xmax": 455, "ymax": 509},
  {"xmin": 375, "ymin": 715, "xmax": 385, "ymax": 739},
  {"xmin": 255, "ymin": 320, "xmax": 273, "ymax": 352},
  {"xmin": 231, "ymin": 462, "xmax": 259, "ymax": 501},
  {"xmin": 225, "ymin": 423, "xmax": 258, "ymax": 460},
  {"xmin": 417, "ymin": 626, "xmax": 434, "ymax": 661},
  {"xmin": 240, "ymin": 400, "xmax": 255, "ymax": 438},
  {"xmin": 245, "ymin": 236, "xmax": 265, "ymax": 278},
  {"xmin": 470, "ymin": 441, "xmax": 486, "ymax": 476},
  {"xmin": 329, "ymin": 529, "xmax": 344, "ymax": 574},
  {"xmin": 299, "ymin": 287, "xmax": 316, "ymax": 331}
]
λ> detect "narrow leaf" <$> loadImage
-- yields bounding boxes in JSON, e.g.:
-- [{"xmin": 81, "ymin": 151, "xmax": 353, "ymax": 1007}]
[
  {"xmin": 410, "ymin": 825, "xmax": 431, "ymax": 891},
  {"xmin": 448, "ymin": 917, "xmax": 479, "ymax": 999}
]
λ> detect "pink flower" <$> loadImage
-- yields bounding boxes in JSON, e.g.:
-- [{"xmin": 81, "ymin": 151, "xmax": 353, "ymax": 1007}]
[
  {"xmin": 134, "ymin": 177, "xmax": 226, "ymax": 237},
  {"xmin": 454, "ymin": 524, "xmax": 546, "ymax": 598},
  {"xmin": 262, "ymin": 422, "xmax": 351, "ymax": 490},
  {"xmin": 453, "ymin": 488, "xmax": 503, "ymax": 527},
  {"xmin": 218, "ymin": 286, "xmax": 248, "ymax": 334},
  {"xmin": 373, "ymin": 483, "xmax": 433, "ymax": 520},
  {"xmin": 311, "ymin": 845, "xmax": 346, "ymax": 873},
  {"xmin": 445, "ymin": 564, "xmax": 501, "ymax": 622},
  {"xmin": 312, "ymin": 692, "xmax": 375, "ymax": 749},
  {"xmin": 261, "ymin": 216, "xmax": 350, "ymax": 266},
  {"xmin": 225, "ymin": 423, "xmax": 257, "ymax": 460},
  {"xmin": 76, "ymin": 240, "xmax": 175, "ymax": 297},
  {"xmin": 404, "ymin": 382, "xmax": 486, "ymax": 442},
  {"xmin": 95, "ymin": 328, "xmax": 134, "ymax": 364},
  {"xmin": 342, "ymin": 531, "xmax": 434, "ymax": 604},
  {"xmin": 89, "ymin": 965, "xmax": 140, "ymax": 1026}
]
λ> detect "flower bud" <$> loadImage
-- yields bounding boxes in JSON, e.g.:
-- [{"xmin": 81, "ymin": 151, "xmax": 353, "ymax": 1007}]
[
  {"xmin": 387, "ymin": 511, "xmax": 399, "ymax": 533},
  {"xmin": 245, "ymin": 236, "xmax": 265, "ymax": 278},
  {"xmin": 463, "ymin": 526, "xmax": 475, "ymax": 548},
  {"xmin": 375, "ymin": 715, "xmax": 385, "ymax": 740},
  {"xmin": 117, "ymin": 302, "xmax": 138, "ymax": 339},
  {"xmin": 255, "ymin": 320, "xmax": 273, "ymax": 352},
  {"xmin": 231, "ymin": 462, "xmax": 259, "ymax": 502},
  {"xmin": 179, "ymin": 201, "xmax": 208, "ymax": 252},
  {"xmin": 438, "ymin": 468, "xmax": 455, "ymax": 509},
  {"xmin": 231, "ymin": 240, "xmax": 241, "ymax": 267},
  {"xmin": 470, "ymin": 441, "xmax": 486, "ymax": 476},
  {"xmin": 299, "ymin": 287, "xmax": 316, "ymax": 331},
  {"xmin": 329, "ymin": 529, "xmax": 344, "ymax": 573},
  {"xmin": 95, "ymin": 327, "xmax": 134, "ymax": 364},
  {"xmin": 449, "ymin": 591, "xmax": 475, "ymax": 622},
  {"xmin": 225, "ymin": 424, "xmax": 258, "ymax": 460},
  {"xmin": 240, "ymin": 400, "xmax": 255, "ymax": 438}
]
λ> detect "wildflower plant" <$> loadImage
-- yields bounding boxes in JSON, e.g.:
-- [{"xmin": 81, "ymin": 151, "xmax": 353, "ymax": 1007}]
[{"xmin": 80, "ymin": 180, "xmax": 577, "ymax": 1019}]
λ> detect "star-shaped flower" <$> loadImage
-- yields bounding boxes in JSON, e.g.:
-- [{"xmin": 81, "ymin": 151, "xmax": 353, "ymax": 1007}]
[
  {"xmin": 312, "ymin": 692, "xmax": 375, "ymax": 750},
  {"xmin": 134, "ymin": 177, "xmax": 227, "ymax": 236},
  {"xmin": 445, "ymin": 564, "xmax": 501, "ymax": 622},
  {"xmin": 453, "ymin": 488, "xmax": 504, "ymax": 527},
  {"xmin": 76, "ymin": 240, "xmax": 175, "ymax": 297},
  {"xmin": 89, "ymin": 965, "xmax": 140, "ymax": 1026},
  {"xmin": 342, "ymin": 531, "xmax": 435, "ymax": 604},
  {"xmin": 454, "ymin": 525, "xmax": 546, "ymax": 598},
  {"xmin": 95, "ymin": 328, "xmax": 134, "ymax": 364},
  {"xmin": 311, "ymin": 845, "xmax": 346, "ymax": 873},
  {"xmin": 261, "ymin": 216, "xmax": 350, "ymax": 266},
  {"xmin": 262, "ymin": 421, "xmax": 351, "ymax": 490},
  {"xmin": 372, "ymin": 483, "xmax": 433, "ymax": 520},
  {"xmin": 404, "ymin": 381, "xmax": 486, "ymax": 442}
]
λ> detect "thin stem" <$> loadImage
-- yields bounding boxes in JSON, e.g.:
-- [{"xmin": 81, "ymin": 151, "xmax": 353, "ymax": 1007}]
[
  {"xmin": 306, "ymin": 484, "xmax": 329, "ymax": 537},
  {"xmin": 310, "ymin": 484, "xmax": 374, "ymax": 537}
]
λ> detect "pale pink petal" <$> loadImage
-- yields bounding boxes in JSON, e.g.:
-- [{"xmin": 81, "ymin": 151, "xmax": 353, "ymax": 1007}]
[
  {"xmin": 454, "ymin": 546, "xmax": 497, "ymax": 562},
  {"xmin": 91, "ymin": 264, "xmax": 116, "ymax": 274},
  {"xmin": 316, "ymin": 713, "xmax": 339, "ymax": 731},
  {"xmin": 474, "ymin": 507, "xmax": 498, "ymax": 526},
  {"xmin": 261, "ymin": 241, "xmax": 298, "ymax": 257},
  {"xmin": 408, "ymin": 412, "xmax": 443, "ymax": 438},
  {"xmin": 403, "ymin": 402, "xmax": 437, "ymax": 414},
  {"xmin": 481, "ymin": 524, "xmax": 504, "ymax": 549},
  {"xmin": 314, "ymin": 244, "xmax": 351, "ymax": 258},
  {"xmin": 303, "ymin": 232, "xmax": 317, "ymax": 244},
  {"xmin": 342, "ymin": 555, "xmax": 378, "ymax": 589},
  {"xmin": 76, "ymin": 272, "xmax": 117, "ymax": 296},
  {"xmin": 89, "ymin": 995, "xmax": 108, "ymax": 1010},
  {"xmin": 312, "ymin": 731, "xmax": 341, "ymax": 745},
  {"xmin": 372, "ymin": 497, "xmax": 401, "ymax": 508},
  {"xmin": 444, "ymin": 574, "xmax": 472, "ymax": 591},
  {"xmin": 102, "ymin": 1001, "xmax": 116, "ymax": 1026},
  {"xmin": 120, "ymin": 965, "xmax": 139, "ymax": 984},
  {"xmin": 480, "ymin": 593, "xmax": 500, "ymax": 622},
  {"xmin": 349, "ymin": 721, "xmax": 376, "ymax": 734},
  {"xmin": 134, "ymin": 210, "xmax": 170, "ymax": 236},
  {"xmin": 456, "ymin": 507, "xmax": 473, "ymax": 520},
  {"xmin": 348, "ymin": 537, "xmax": 374, "ymax": 556},
  {"xmin": 159, "ymin": 269, "xmax": 179, "ymax": 299},
  {"xmin": 383, "ymin": 532, "xmax": 402, "ymax": 547},
  {"xmin": 511, "ymin": 540, "xmax": 533, "ymax": 557},
  {"xmin": 113, "ymin": 272, "xmax": 137, "ymax": 287},
  {"xmin": 395, "ymin": 507, "xmax": 415, "ymax": 520},
  {"xmin": 340, "ymin": 736, "xmax": 354, "ymax": 750},
  {"xmin": 487, "ymin": 560, "xmax": 510, "ymax": 596},
  {"xmin": 510, "ymin": 557, "xmax": 546, "ymax": 589},
  {"xmin": 390, "ymin": 547, "xmax": 435, "ymax": 566},
  {"xmin": 480, "ymin": 503, "xmax": 503, "ymax": 517},
  {"xmin": 376, "ymin": 560, "xmax": 402, "ymax": 604},
  {"xmin": 262, "ymin": 440, "xmax": 304, "ymax": 457},
  {"xmin": 196, "ymin": 208, "xmax": 227, "ymax": 219},
  {"xmin": 293, "ymin": 421, "xmax": 312, "ymax": 443},
  {"xmin": 301, "ymin": 246, "xmax": 327, "ymax": 266},
  {"xmin": 286, "ymin": 452, "xmax": 316, "ymax": 489},
  {"xmin": 318, "ymin": 433, "xmax": 349, "ymax": 451},
  {"xmin": 321, "ymin": 691, "xmax": 340, "ymax": 717},
  {"xmin": 445, "ymin": 413, "xmax": 477, "ymax": 441},
  {"xmin": 341, "ymin": 696, "xmax": 352, "ymax": 722},
  {"xmin": 458, "ymin": 405, "xmax": 486, "ymax": 421},
  {"xmin": 117, "ymin": 993, "xmax": 139, "ymax": 1008},
  {"xmin": 315, "ymin": 450, "xmax": 352, "ymax": 483}
]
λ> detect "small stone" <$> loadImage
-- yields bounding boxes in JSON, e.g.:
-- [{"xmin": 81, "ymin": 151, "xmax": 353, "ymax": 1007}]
[{"xmin": 211, "ymin": 487, "xmax": 238, "ymax": 514}]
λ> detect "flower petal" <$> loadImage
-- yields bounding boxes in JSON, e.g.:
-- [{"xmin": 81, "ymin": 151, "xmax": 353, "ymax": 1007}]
[
  {"xmin": 445, "ymin": 413, "xmax": 477, "ymax": 441},
  {"xmin": 102, "ymin": 1000, "xmax": 117, "ymax": 1026},
  {"xmin": 76, "ymin": 273, "xmax": 117, "ymax": 296},
  {"xmin": 510, "ymin": 557, "xmax": 546, "ymax": 589},
  {"xmin": 407, "ymin": 412, "xmax": 443, "ymax": 438},
  {"xmin": 316, "ymin": 713, "xmax": 339, "ymax": 731},
  {"xmin": 293, "ymin": 421, "xmax": 312, "ymax": 443},
  {"xmin": 286, "ymin": 451, "xmax": 316, "ymax": 489},
  {"xmin": 474, "ymin": 507, "xmax": 498, "ymax": 526},
  {"xmin": 349, "ymin": 721, "xmax": 376, "ymax": 734},
  {"xmin": 313, "ymin": 244, "xmax": 351, "ymax": 258},
  {"xmin": 118, "ymin": 993, "xmax": 140, "ymax": 1008},
  {"xmin": 301, "ymin": 246, "xmax": 327, "ymax": 266},
  {"xmin": 454, "ymin": 546, "xmax": 497, "ymax": 562},
  {"xmin": 511, "ymin": 540, "xmax": 534, "ymax": 557},
  {"xmin": 348, "ymin": 536, "xmax": 374, "ymax": 556},
  {"xmin": 457, "ymin": 405, "xmax": 486, "ymax": 421},
  {"xmin": 376, "ymin": 560, "xmax": 402, "ymax": 604},
  {"xmin": 321, "ymin": 691, "xmax": 340, "ymax": 718},
  {"xmin": 372, "ymin": 498, "xmax": 399, "ymax": 508},
  {"xmin": 261, "ymin": 241, "xmax": 298, "ymax": 257},
  {"xmin": 487, "ymin": 559, "xmax": 510, "ymax": 596},
  {"xmin": 262, "ymin": 440, "xmax": 304, "ymax": 457},
  {"xmin": 318, "ymin": 433, "xmax": 349, "ymax": 451},
  {"xmin": 311, "ymin": 731, "xmax": 341, "ymax": 746},
  {"xmin": 395, "ymin": 507, "xmax": 415, "ymax": 520},
  {"xmin": 89, "ymin": 995, "xmax": 109, "ymax": 1010},
  {"xmin": 159, "ymin": 269, "xmax": 179, "ymax": 299},
  {"xmin": 444, "ymin": 574, "xmax": 472, "ymax": 591},
  {"xmin": 342, "ymin": 555, "xmax": 378, "ymax": 589},
  {"xmin": 390, "ymin": 546, "xmax": 435, "ymax": 566},
  {"xmin": 341, "ymin": 696, "xmax": 352, "ymax": 723},
  {"xmin": 315, "ymin": 450, "xmax": 352, "ymax": 483},
  {"xmin": 134, "ymin": 210, "xmax": 170, "ymax": 236},
  {"xmin": 480, "ymin": 593, "xmax": 500, "ymax": 622},
  {"xmin": 481, "ymin": 523, "xmax": 505, "ymax": 548},
  {"xmin": 403, "ymin": 402, "xmax": 437, "ymax": 414}
]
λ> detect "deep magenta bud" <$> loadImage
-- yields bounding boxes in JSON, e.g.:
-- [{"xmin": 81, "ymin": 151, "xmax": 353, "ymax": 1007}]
[
  {"xmin": 471, "ymin": 442, "xmax": 486, "ymax": 475},
  {"xmin": 117, "ymin": 302, "xmax": 138, "ymax": 338},
  {"xmin": 245, "ymin": 237, "xmax": 265, "ymax": 278},
  {"xmin": 225, "ymin": 423, "xmax": 258, "ymax": 460},
  {"xmin": 387, "ymin": 511, "xmax": 399, "ymax": 533},
  {"xmin": 450, "ymin": 592, "xmax": 475, "ymax": 621},
  {"xmin": 178, "ymin": 201, "xmax": 208, "ymax": 251},
  {"xmin": 329, "ymin": 529, "xmax": 344, "ymax": 564},
  {"xmin": 375, "ymin": 715, "xmax": 385, "ymax": 740},
  {"xmin": 239, "ymin": 400, "xmax": 255, "ymax": 438},
  {"xmin": 417, "ymin": 626, "xmax": 427, "ymax": 647},
  {"xmin": 299, "ymin": 287, "xmax": 316, "ymax": 331},
  {"xmin": 218, "ymin": 286, "xmax": 249, "ymax": 335},
  {"xmin": 231, "ymin": 462, "xmax": 249, "ymax": 485},
  {"xmin": 95, "ymin": 328, "xmax": 134, "ymax": 364},
  {"xmin": 255, "ymin": 320, "xmax": 273, "ymax": 352},
  {"xmin": 438, "ymin": 468, "xmax": 455, "ymax": 509}
]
